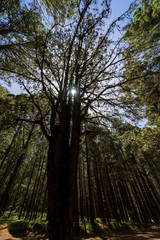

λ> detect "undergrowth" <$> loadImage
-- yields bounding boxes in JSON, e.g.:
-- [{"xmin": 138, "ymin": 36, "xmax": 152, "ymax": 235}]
[
  {"xmin": 109, "ymin": 219, "xmax": 134, "ymax": 232},
  {"xmin": 0, "ymin": 213, "xmax": 158, "ymax": 235}
]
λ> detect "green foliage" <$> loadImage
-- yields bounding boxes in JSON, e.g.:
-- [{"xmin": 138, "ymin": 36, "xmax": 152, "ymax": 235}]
[
  {"xmin": 109, "ymin": 219, "xmax": 134, "ymax": 232},
  {"xmin": 0, "ymin": 0, "xmax": 44, "ymax": 78},
  {"xmin": 40, "ymin": 0, "xmax": 79, "ymax": 19},
  {"xmin": 122, "ymin": 0, "xmax": 160, "ymax": 123},
  {"xmin": 0, "ymin": 219, "xmax": 47, "ymax": 234},
  {"xmin": 96, "ymin": 217, "xmax": 103, "ymax": 224},
  {"xmin": 86, "ymin": 221, "xmax": 103, "ymax": 233},
  {"xmin": 109, "ymin": 219, "xmax": 122, "ymax": 232},
  {"xmin": 0, "ymin": 215, "xmax": 48, "ymax": 233}
]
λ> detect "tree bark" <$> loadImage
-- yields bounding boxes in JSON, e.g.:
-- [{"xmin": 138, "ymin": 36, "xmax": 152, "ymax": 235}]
[{"xmin": 47, "ymin": 100, "xmax": 81, "ymax": 240}]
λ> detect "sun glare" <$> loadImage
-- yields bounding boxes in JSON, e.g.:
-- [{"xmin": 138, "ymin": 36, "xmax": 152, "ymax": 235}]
[{"xmin": 71, "ymin": 88, "xmax": 76, "ymax": 96}]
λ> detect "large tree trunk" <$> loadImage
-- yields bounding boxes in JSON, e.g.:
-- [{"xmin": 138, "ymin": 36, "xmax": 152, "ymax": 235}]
[
  {"xmin": 47, "ymin": 129, "xmax": 71, "ymax": 239},
  {"xmin": 47, "ymin": 101, "xmax": 81, "ymax": 240}
]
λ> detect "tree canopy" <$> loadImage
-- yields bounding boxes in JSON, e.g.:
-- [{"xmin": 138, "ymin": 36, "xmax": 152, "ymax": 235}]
[{"xmin": 122, "ymin": 0, "xmax": 160, "ymax": 124}]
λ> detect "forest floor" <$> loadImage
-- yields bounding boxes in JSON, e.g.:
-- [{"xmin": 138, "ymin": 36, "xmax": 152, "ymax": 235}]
[{"xmin": 1, "ymin": 224, "xmax": 160, "ymax": 240}]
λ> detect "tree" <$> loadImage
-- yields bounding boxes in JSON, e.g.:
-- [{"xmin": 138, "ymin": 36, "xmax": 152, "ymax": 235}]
[
  {"xmin": 0, "ymin": 0, "xmax": 130, "ymax": 239},
  {"xmin": 0, "ymin": 0, "xmax": 44, "ymax": 88},
  {"xmin": 78, "ymin": 121, "xmax": 160, "ymax": 224},
  {"xmin": 122, "ymin": 0, "xmax": 160, "ymax": 124},
  {"xmin": 1, "ymin": 87, "xmax": 160, "ymax": 231}
]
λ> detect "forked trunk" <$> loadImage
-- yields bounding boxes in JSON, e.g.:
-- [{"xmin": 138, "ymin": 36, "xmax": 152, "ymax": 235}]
[
  {"xmin": 47, "ymin": 141, "xmax": 73, "ymax": 240},
  {"xmin": 47, "ymin": 119, "xmax": 80, "ymax": 240}
]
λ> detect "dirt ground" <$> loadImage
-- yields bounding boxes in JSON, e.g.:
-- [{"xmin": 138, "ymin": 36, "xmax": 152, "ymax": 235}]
[{"xmin": 0, "ymin": 224, "xmax": 160, "ymax": 240}]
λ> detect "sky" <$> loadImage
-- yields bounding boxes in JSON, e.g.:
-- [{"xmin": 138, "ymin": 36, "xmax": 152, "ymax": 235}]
[
  {"xmin": 111, "ymin": 0, "xmax": 133, "ymax": 19},
  {"xmin": 1, "ymin": 0, "xmax": 133, "ymax": 95}
]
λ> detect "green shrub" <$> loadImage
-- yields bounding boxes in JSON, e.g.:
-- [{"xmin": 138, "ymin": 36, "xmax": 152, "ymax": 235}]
[
  {"xmin": 96, "ymin": 218, "xmax": 103, "ymax": 223},
  {"xmin": 109, "ymin": 219, "xmax": 134, "ymax": 232},
  {"xmin": 86, "ymin": 221, "xmax": 103, "ymax": 233},
  {"xmin": 121, "ymin": 221, "xmax": 134, "ymax": 231},
  {"xmin": 109, "ymin": 219, "xmax": 121, "ymax": 232}
]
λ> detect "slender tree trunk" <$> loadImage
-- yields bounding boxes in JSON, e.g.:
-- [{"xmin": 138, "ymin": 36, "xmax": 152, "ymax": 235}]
[
  {"xmin": 83, "ymin": 160, "xmax": 89, "ymax": 220},
  {"xmin": 73, "ymin": 174, "xmax": 80, "ymax": 234},
  {"xmin": 26, "ymin": 155, "xmax": 45, "ymax": 220},
  {"xmin": 8, "ymin": 161, "xmax": 28, "ymax": 218},
  {"xmin": 0, "ymin": 123, "xmax": 22, "ymax": 170},
  {"xmin": 124, "ymin": 181, "xmax": 140, "ymax": 223},
  {"xmin": 114, "ymin": 181, "xmax": 126, "ymax": 222},
  {"xmin": 105, "ymin": 165, "xmax": 120, "ymax": 220},
  {"xmin": 132, "ymin": 177, "xmax": 151, "ymax": 222},
  {"xmin": 33, "ymin": 168, "xmax": 47, "ymax": 220},
  {"xmin": 79, "ymin": 164, "xmax": 84, "ymax": 220},
  {"xmin": 0, "ymin": 125, "xmax": 34, "ymax": 215},
  {"xmin": 41, "ymin": 184, "xmax": 47, "ymax": 219},
  {"xmin": 118, "ymin": 180, "xmax": 135, "ymax": 223},
  {"xmin": 19, "ymin": 154, "xmax": 37, "ymax": 219},
  {"xmin": 0, "ymin": 157, "xmax": 14, "ymax": 193},
  {"xmin": 85, "ymin": 136, "xmax": 95, "ymax": 225},
  {"xmin": 94, "ymin": 161, "xmax": 105, "ymax": 222}
]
